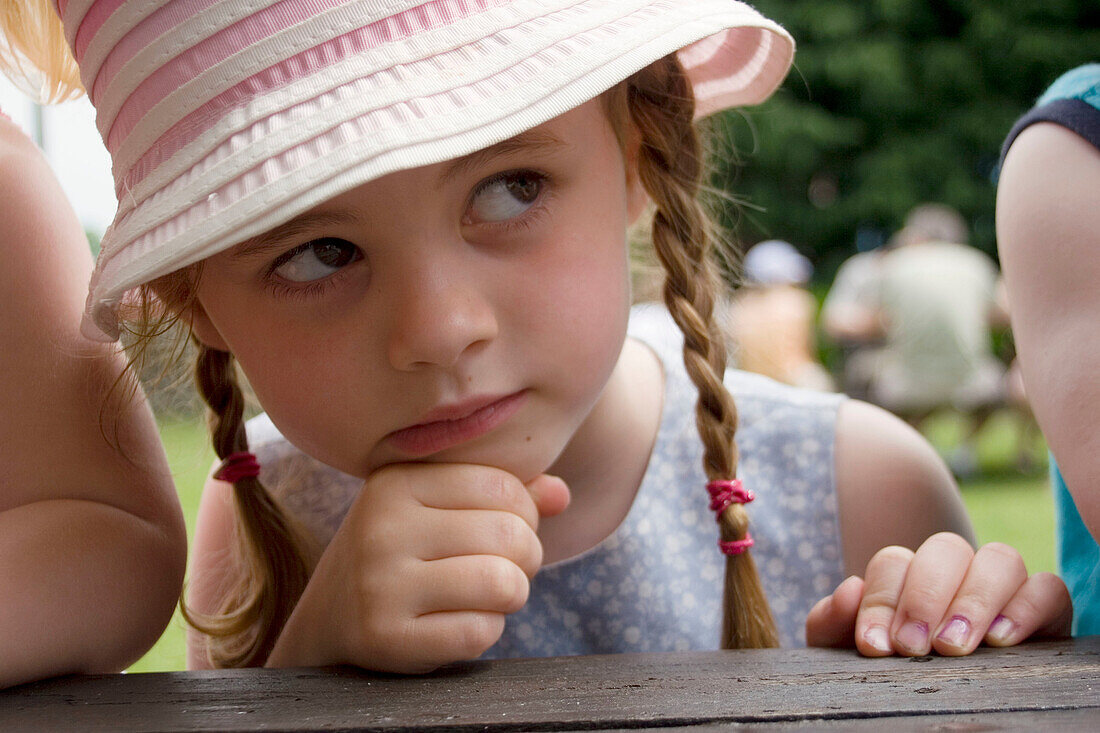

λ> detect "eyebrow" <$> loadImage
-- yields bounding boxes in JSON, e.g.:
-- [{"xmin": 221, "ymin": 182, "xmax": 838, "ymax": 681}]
[
  {"xmin": 230, "ymin": 129, "xmax": 567, "ymax": 262},
  {"xmin": 230, "ymin": 211, "xmax": 361, "ymax": 262},
  {"xmin": 439, "ymin": 129, "xmax": 569, "ymax": 184}
]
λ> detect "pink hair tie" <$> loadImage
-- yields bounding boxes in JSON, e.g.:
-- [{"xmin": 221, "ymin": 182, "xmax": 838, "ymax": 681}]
[
  {"xmin": 706, "ymin": 478, "xmax": 754, "ymax": 515},
  {"xmin": 213, "ymin": 451, "xmax": 260, "ymax": 483},
  {"xmin": 706, "ymin": 479, "xmax": 756, "ymax": 556},
  {"xmin": 718, "ymin": 536, "xmax": 755, "ymax": 555}
]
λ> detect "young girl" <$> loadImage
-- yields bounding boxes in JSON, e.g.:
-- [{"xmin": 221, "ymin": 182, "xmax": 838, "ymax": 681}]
[
  {"xmin": 0, "ymin": 2, "xmax": 185, "ymax": 687},
  {"xmin": 53, "ymin": 0, "xmax": 1070, "ymax": 672}
]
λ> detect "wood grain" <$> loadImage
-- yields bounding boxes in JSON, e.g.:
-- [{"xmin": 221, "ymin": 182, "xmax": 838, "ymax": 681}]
[{"xmin": 2, "ymin": 638, "xmax": 1097, "ymax": 731}]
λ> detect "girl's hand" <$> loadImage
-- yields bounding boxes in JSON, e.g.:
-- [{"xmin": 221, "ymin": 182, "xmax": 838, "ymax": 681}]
[
  {"xmin": 266, "ymin": 463, "xmax": 569, "ymax": 672},
  {"xmin": 805, "ymin": 532, "xmax": 1072, "ymax": 656}
]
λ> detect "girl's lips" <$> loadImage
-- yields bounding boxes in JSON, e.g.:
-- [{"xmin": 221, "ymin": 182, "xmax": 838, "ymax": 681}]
[{"xmin": 386, "ymin": 391, "xmax": 528, "ymax": 456}]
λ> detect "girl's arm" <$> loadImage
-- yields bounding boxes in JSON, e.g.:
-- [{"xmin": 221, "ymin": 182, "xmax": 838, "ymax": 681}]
[
  {"xmin": 0, "ymin": 119, "xmax": 186, "ymax": 688},
  {"xmin": 997, "ymin": 122, "xmax": 1100, "ymax": 539},
  {"xmin": 185, "ymin": 475, "xmax": 236, "ymax": 670},
  {"xmin": 806, "ymin": 399, "xmax": 1070, "ymax": 656}
]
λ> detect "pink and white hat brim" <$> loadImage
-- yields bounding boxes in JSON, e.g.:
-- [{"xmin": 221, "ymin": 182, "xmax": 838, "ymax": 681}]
[{"xmin": 56, "ymin": 0, "xmax": 794, "ymax": 341}]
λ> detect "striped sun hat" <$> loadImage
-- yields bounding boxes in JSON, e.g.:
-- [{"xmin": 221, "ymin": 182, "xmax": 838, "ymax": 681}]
[{"xmin": 56, "ymin": 0, "xmax": 794, "ymax": 341}]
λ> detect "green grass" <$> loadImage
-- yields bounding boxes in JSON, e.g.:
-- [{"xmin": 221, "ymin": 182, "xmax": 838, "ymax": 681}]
[
  {"xmin": 922, "ymin": 408, "xmax": 1055, "ymax": 575},
  {"xmin": 126, "ymin": 415, "xmax": 211, "ymax": 674},
  {"xmin": 129, "ymin": 408, "xmax": 1057, "ymax": 672},
  {"xmin": 959, "ymin": 473, "xmax": 1055, "ymax": 575}
]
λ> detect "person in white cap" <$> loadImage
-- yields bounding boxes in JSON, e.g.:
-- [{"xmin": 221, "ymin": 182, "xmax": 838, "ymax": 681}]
[
  {"xmin": 0, "ymin": 4, "xmax": 185, "ymax": 688},
  {"xmin": 728, "ymin": 239, "xmax": 834, "ymax": 391},
  {"xmin": 43, "ymin": 0, "xmax": 1068, "ymax": 673}
]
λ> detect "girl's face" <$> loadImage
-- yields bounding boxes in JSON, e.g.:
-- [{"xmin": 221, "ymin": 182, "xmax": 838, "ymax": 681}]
[{"xmin": 189, "ymin": 99, "xmax": 645, "ymax": 482}]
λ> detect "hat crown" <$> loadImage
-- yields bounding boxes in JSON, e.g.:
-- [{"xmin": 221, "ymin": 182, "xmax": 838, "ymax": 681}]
[{"xmin": 58, "ymin": 0, "xmax": 793, "ymax": 341}]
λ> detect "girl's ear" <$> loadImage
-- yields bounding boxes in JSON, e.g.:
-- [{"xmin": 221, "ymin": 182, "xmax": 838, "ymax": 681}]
[{"xmin": 187, "ymin": 300, "xmax": 231, "ymax": 352}]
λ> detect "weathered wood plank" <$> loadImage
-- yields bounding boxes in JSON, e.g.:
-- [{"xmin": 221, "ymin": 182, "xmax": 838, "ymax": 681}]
[
  {"xmin": 1, "ymin": 638, "xmax": 1097, "ymax": 732},
  {"xmin": 620, "ymin": 709, "xmax": 1100, "ymax": 732}
]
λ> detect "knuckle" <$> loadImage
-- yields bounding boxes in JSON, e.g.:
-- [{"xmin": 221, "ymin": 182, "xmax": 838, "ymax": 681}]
[
  {"xmin": 979, "ymin": 542, "xmax": 1028, "ymax": 582},
  {"xmin": 1032, "ymin": 572, "xmax": 1070, "ymax": 599},
  {"xmin": 491, "ymin": 512, "xmax": 523, "ymax": 553},
  {"xmin": 860, "ymin": 584, "xmax": 901, "ymax": 610},
  {"xmin": 866, "ymin": 545, "xmax": 913, "ymax": 574},
  {"xmin": 1019, "ymin": 573, "xmax": 1071, "ymax": 611},
  {"xmin": 459, "ymin": 613, "xmax": 505, "ymax": 658},
  {"xmin": 524, "ymin": 536, "xmax": 544, "ymax": 578},
  {"xmin": 1009, "ymin": 591, "xmax": 1044, "ymax": 622},
  {"xmin": 980, "ymin": 541, "xmax": 1024, "ymax": 565},
  {"xmin": 492, "ymin": 513, "xmax": 536, "ymax": 563},
  {"xmin": 482, "ymin": 469, "xmax": 515, "ymax": 508},
  {"xmin": 927, "ymin": 531, "xmax": 974, "ymax": 555},
  {"xmin": 482, "ymin": 558, "xmax": 528, "ymax": 612},
  {"xmin": 902, "ymin": 583, "xmax": 946, "ymax": 615}
]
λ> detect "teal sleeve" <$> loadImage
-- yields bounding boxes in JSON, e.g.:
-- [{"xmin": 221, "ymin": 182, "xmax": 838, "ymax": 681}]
[{"xmin": 1053, "ymin": 460, "xmax": 1100, "ymax": 636}]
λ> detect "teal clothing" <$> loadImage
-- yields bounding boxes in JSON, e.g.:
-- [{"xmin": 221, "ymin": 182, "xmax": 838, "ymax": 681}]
[
  {"xmin": 1038, "ymin": 64, "xmax": 1100, "ymax": 110},
  {"xmin": 1001, "ymin": 64, "xmax": 1100, "ymax": 636},
  {"xmin": 1053, "ymin": 462, "xmax": 1100, "ymax": 635},
  {"xmin": 1001, "ymin": 64, "xmax": 1100, "ymax": 158}
]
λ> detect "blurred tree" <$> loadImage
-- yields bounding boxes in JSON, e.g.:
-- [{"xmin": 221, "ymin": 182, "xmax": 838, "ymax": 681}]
[{"xmin": 709, "ymin": 0, "xmax": 1099, "ymax": 276}]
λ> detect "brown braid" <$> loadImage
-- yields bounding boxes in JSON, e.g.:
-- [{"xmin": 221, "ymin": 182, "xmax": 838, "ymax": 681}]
[
  {"xmin": 181, "ymin": 343, "xmax": 315, "ymax": 667},
  {"xmin": 607, "ymin": 56, "xmax": 779, "ymax": 648}
]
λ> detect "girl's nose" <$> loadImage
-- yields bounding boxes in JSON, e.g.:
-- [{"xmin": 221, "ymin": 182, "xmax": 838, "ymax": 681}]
[{"xmin": 386, "ymin": 272, "xmax": 499, "ymax": 371}]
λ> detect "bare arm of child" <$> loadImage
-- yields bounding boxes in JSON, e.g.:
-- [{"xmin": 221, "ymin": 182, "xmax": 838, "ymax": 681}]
[
  {"xmin": 805, "ymin": 399, "xmax": 1071, "ymax": 656},
  {"xmin": 186, "ymin": 463, "xmax": 569, "ymax": 671},
  {"xmin": 0, "ymin": 119, "xmax": 186, "ymax": 688},
  {"xmin": 998, "ymin": 122, "xmax": 1100, "ymax": 539}
]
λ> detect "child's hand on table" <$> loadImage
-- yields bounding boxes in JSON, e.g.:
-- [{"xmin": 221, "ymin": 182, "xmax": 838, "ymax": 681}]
[{"xmin": 806, "ymin": 532, "xmax": 1072, "ymax": 656}]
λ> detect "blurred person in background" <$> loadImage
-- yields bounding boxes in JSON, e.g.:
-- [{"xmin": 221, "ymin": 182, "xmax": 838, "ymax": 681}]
[
  {"xmin": 821, "ymin": 231, "xmax": 890, "ymax": 400},
  {"xmin": 826, "ymin": 204, "xmax": 1010, "ymax": 476},
  {"xmin": 997, "ymin": 64, "xmax": 1100, "ymax": 636},
  {"xmin": 728, "ymin": 239, "xmax": 835, "ymax": 392}
]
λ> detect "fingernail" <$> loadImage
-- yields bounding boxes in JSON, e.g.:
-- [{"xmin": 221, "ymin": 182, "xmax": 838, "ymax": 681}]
[
  {"xmin": 896, "ymin": 620, "xmax": 930, "ymax": 654},
  {"xmin": 936, "ymin": 615, "xmax": 971, "ymax": 648},
  {"xmin": 987, "ymin": 614, "xmax": 1016, "ymax": 644},
  {"xmin": 863, "ymin": 625, "xmax": 892, "ymax": 653}
]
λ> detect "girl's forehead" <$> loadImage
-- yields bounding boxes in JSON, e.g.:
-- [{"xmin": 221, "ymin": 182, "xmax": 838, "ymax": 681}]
[{"xmin": 231, "ymin": 100, "xmax": 620, "ymax": 255}]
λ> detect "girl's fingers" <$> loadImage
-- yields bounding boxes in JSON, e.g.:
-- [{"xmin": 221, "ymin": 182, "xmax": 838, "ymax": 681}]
[
  {"xmin": 527, "ymin": 474, "xmax": 571, "ymax": 518},
  {"xmin": 853, "ymin": 545, "xmax": 914, "ymax": 656},
  {"xmin": 397, "ymin": 611, "xmax": 507, "ymax": 673},
  {"xmin": 931, "ymin": 542, "xmax": 1027, "ymax": 656},
  {"xmin": 806, "ymin": 575, "xmax": 864, "ymax": 648},
  {"xmin": 985, "ymin": 572, "xmax": 1073, "ymax": 647},
  {"xmin": 890, "ymin": 532, "xmax": 974, "ymax": 656},
  {"xmin": 417, "ymin": 509, "xmax": 543, "ymax": 578},
  {"xmin": 414, "ymin": 555, "xmax": 531, "ymax": 616},
  {"xmin": 379, "ymin": 463, "xmax": 542, "ymax": 531}
]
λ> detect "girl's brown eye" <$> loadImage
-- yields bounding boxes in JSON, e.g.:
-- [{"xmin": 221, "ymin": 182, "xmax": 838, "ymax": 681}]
[
  {"xmin": 272, "ymin": 238, "xmax": 362, "ymax": 282},
  {"xmin": 467, "ymin": 170, "xmax": 545, "ymax": 223}
]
